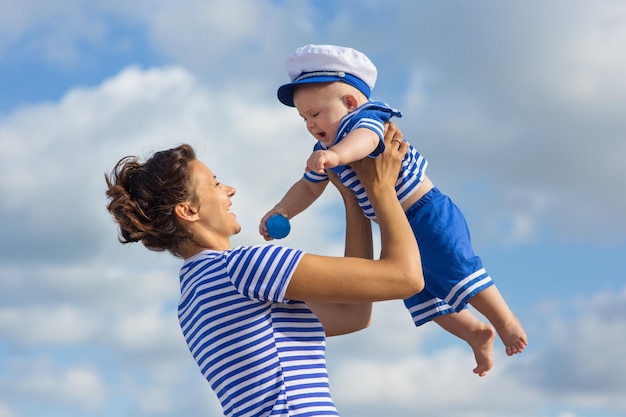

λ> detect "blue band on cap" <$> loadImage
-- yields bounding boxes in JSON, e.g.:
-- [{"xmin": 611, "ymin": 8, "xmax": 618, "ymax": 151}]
[
  {"xmin": 277, "ymin": 71, "xmax": 371, "ymax": 107},
  {"xmin": 340, "ymin": 73, "xmax": 371, "ymax": 99}
]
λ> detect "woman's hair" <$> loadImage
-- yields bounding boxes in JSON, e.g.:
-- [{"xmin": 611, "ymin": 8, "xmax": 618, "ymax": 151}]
[{"xmin": 105, "ymin": 144, "xmax": 197, "ymax": 258}]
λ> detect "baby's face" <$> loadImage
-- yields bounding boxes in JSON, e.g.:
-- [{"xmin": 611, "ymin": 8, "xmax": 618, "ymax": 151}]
[{"xmin": 293, "ymin": 83, "xmax": 351, "ymax": 148}]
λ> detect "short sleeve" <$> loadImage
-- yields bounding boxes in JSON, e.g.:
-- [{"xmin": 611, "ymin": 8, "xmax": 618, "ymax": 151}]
[
  {"xmin": 226, "ymin": 244, "xmax": 304, "ymax": 302},
  {"xmin": 350, "ymin": 109, "xmax": 392, "ymax": 157}
]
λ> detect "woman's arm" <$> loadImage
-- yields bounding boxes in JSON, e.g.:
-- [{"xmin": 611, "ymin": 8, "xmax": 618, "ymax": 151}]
[
  {"xmin": 286, "ymin": 123, "xmax": 424, "ymax": 303},
  {"xmin": 306, "ymin": 169, "xmax": 374, "ymax": 336}
]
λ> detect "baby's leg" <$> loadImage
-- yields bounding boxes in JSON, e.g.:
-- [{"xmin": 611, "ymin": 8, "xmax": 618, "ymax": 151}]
[
  {"xmin": 434, "ymin": 310, "xmax": 495, "ymax": 377},
  {"xmin": 469, "ymin": 285, "xmax": 528, "ymax": 356}
]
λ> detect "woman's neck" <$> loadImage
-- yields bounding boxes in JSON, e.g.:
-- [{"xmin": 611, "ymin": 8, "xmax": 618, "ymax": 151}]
[{"xmin": 179, "ymin": 238, "xmax": 231, "ymax": 259}]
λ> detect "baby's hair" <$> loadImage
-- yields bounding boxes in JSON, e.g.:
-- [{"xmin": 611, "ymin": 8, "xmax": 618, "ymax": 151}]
[
  {"xmin": 105, "ymin": 144, "xmax": 197, "ymax": 257},
  {"xmin": 294, "ymin": 81, "xmax": 369, "ymax": 107}
]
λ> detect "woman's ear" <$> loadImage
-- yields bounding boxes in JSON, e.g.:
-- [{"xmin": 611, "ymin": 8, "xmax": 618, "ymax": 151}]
[{"xmin": 174, "ymin": 202, "xmax": 199, "ymax": 222}]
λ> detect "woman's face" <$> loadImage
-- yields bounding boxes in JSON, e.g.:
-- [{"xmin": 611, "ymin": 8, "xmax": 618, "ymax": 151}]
[{"xmin": 188, "ymin": 160, "xmax": 240, "ymax": 241}]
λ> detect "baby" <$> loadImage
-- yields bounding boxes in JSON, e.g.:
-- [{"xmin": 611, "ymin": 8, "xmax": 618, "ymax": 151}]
[{"xmin": 260, "ymin": 44, "xmax": 527, "ymax": 376}]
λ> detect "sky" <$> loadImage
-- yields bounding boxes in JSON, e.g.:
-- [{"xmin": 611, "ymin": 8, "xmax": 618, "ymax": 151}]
[{"xmin": 0, "ymin": 0, "xmax": 625, "ymax": 416}]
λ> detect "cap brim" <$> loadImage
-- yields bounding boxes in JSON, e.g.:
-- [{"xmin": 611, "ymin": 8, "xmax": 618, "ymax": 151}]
[{"xmin": 277, "ymin": 75, "xmax": 343, "ymax": 107}]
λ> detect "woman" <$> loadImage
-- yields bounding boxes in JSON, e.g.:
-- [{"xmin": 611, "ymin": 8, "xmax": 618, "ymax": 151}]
[{"xmin": 105, "ymin": 124, "xmax": 423, "ymax": 417}]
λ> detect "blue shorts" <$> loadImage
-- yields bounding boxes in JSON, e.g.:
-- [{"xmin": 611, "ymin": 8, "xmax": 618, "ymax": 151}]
[{"xmin": 403, "ymin": 188, "xmax": 493, "ymax": 326}]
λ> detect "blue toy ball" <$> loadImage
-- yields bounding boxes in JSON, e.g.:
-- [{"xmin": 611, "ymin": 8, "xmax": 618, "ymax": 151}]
[{"xmin": 266, "ymin": 214, "xmax": 291, "ymax": 239}]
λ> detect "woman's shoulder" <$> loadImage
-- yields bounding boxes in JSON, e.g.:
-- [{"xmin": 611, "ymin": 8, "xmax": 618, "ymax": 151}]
[{"xmin": 184, "ymin": 244, "xmax": 303, "ymax": 264}]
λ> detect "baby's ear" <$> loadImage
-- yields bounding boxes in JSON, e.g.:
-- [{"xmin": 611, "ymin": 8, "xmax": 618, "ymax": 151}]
[{"xmin": 343, "ymin": 94, "xmax": 360, "ymax": 111}]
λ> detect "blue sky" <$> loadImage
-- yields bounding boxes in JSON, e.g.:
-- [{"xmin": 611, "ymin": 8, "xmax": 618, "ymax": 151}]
[{"xmin": 0, "ymin": 1, "xmax": 625, "ymax": 416}]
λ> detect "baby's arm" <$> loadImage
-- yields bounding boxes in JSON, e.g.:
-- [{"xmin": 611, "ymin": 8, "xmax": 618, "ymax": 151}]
[
  {"xmin": 307, "ymin": 127, "xmax": 380, "ymax": 173},
  {"xmin": 259, "ymin": 177, "xmax": 328, "ymax": 240}
]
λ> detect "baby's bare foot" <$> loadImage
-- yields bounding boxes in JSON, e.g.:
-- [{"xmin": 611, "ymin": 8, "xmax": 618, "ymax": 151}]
[
  {"xmin": 469, "ymin": 323, "xmax": 495, "ymax": 377},
  {"xmin": 497, "ymin": 315, "xmax": 528, "ymax": 356}
]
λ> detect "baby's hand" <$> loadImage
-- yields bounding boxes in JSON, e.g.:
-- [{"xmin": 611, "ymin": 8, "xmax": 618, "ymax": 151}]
[
  {"xmin": 306, "ymin": 150, "xmax": 340, "ymax": 173},
  {"xmin": 259, "ymin": 206, "xmax": 289, "ymax": 241}
]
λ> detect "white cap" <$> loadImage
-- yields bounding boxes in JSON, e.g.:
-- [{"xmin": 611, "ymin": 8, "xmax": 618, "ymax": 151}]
[{"xmin": 277, "ymin": 44, "xmax": 378, "ymax": 107}]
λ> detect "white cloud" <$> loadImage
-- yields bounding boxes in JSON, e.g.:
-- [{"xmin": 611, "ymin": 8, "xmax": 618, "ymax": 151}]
[
  {"xmin": 331, "ymin": 351, "xmax": 541, "ymax": 416},
  {"xmin": 148, "ymin": 0, "xmax": 271, "ymax": 54},
  {"xmin": 0, "ymin": 0, "xmax": 110, "ymax": 67},
  {"xmin": 133, "ymin": 385, "xmax": 173, "ymax": 413},
  {"xmin": 0, "ymin": 262, "xmax": 178, "ymax": 308},
  {"xmin": 326, "ymin": 302, "xmax": 540, "ymax": 417},
  {"xmin": 325, "ymin": 287, "xmax": 626, "ymax": 417},
  {"xmin": 1, "ymin": 359, "xmax": 107, "ymax": 412},
  {"xmin": 384, "ymin": 1, "xmax": 626, "ymax": 246},
  {"xmin": 526, "ymin": 288, "xmax": 626, "ymax": 401},
  {"xmin": 0, "ymin": 404, "xmax": 15, "ymax": 417},
  {"xmin": 109, "ymin": 305, "xmax": 181, "ymax": 353},
  {"xmin": 546, "ymin": 1, "xmax": 626, "ymax": 104},
  {"xmin": 0, "ymin": 305, "xmax": 97, "ymax": 345},
  {"xmin": 2, "ymin": 0, "xmax": 625, "ymax": 244}
]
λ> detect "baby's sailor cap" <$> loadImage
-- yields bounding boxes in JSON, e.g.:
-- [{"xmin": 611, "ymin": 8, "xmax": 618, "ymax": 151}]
[{"xmin": 277, "ymin": 44, "xmax": 377, "ymax": 107}]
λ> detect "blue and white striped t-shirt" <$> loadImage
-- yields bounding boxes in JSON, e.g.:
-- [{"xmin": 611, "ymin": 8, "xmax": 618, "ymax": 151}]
[
  {"xmin": 178, "ymin": 244, "xmax": 339, "ymax": 417},
  {"xmin": 303, "ymin": 101, "xmax": 428, "ymax": 220}
]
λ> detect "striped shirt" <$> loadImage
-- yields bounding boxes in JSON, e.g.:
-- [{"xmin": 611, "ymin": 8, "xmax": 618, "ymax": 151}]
[
  {"xmin": 178, "ymin": 244, "xmax": 339, "ymax": 417},
  {"xmin": 303, "ymin": 101, "xmax": 428, "ymax": 220}
]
